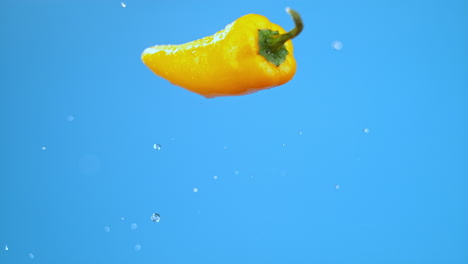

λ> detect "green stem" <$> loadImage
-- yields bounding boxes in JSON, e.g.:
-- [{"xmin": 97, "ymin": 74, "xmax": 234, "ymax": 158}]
[{"xmin": 267, "ymin": 8, "xmax": 304, "ymax": 51}]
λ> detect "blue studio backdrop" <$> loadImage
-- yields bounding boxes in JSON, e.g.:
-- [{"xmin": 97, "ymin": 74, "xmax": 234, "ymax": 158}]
[{"xmin": 1, "ymin": 0, "xmax": 467, "ymax": 263}]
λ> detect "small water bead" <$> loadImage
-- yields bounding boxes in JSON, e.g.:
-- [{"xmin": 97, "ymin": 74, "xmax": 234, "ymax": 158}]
[
  {"xmin": 130, "ymin": 223, "xmax": 138, "ymax": 230},
  {"xmin": 153, "ymin": 144, "xmax": 161, "ymax": 150},
  {"xmin": 150, "ymin": 213, "xmax": 160, "ymax": 222},
  {"xmin": 121, "ymin": 2, "xmax": 126, "ymax": 8},
  {"xmin": 363, "ymin": 128, "xmax": 369, "ymax": 133},
  {"xmin": 134, "ymin": 244, "xmax": 141, "ymax": 252},
  {"xmin": 28, "ymin": 253, "xmax": 34, "ymax": 260},
  {"xmin": 282, "ymin": 143, "xmax": 286, "ymax": 147},
  {"xmin": 193, "ymin": 187, "xmax": 198, "ymax": 193},
  {"xmin": 104, "ymin": 226, "xmax": 110, "ymax": 232},
  {"xmin": 335, "ymin": 184, "xmax": 340, "ymax": 190},
  {"xmin": 41, "ymin": 146, "xmax": 46, "ymax": 150},
  {"xmin": 66, "ymin": 115, "xmax": 74, "ymax": 122},
  {"xmin": 332, "ymin": 41, "xmax": 343, "ymax": 50},
  {"xmin": 4, "ymin": 245, "xmax": 8, "ymax": 251},
  {"xmin": 213, "ymin": 175, "xmax": 218, "ymax": 180}
]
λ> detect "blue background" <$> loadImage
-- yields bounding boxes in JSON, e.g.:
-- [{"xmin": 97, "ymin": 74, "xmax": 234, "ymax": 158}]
[{"xmin": 1, "ymin": 0, "xmax": 467, "ymax": 263}]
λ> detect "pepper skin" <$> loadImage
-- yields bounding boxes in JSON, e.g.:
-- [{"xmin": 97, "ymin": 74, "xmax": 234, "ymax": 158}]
[{"xmin": 142, "ymin": 8, "xmax": 303, "ymax": 98}]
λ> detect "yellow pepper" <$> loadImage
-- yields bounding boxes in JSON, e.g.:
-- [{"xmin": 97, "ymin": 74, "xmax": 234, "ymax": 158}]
[{"xmin": 142, "ymin": 8, "xmax": 303, "ymax": 98}]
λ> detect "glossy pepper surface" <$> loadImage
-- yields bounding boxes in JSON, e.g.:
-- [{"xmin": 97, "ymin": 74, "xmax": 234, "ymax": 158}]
[{"xmin": 142, "ymin": 8, "xmax": 303, "ymax": 98}]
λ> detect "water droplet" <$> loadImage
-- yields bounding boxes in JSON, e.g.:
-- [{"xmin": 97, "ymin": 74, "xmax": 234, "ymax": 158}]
[
  {"xmin": 66, "ymin": 115, "xmax": 74, "ymax": 121},
  {"xmin": 234, "ymin": 170, "xmax": 239, "ymax": 175},
  {"xmin": 150, "ymin": 213, "xmax": 160, "ymax": 222},
  {"xmin": 41, "ymin": 146, "xmax": 46, "ymax": 150},
  {"xmin": 104, "ymin": 226, "xmax": 110, "ymax": 232},
  {"xmin": 213, "ymin": 175, "xmax": 218, "ymax": 180},
  {"xmin": 153, "ymin": 144, "xmax": 161, "ymax": 150},
  {"xmin": 335, "ymin": 184, "xmax": 340, "ymax": 190},
  {"xmin": 134, "ymin": 243, "xmax": 141, "ymax": 252},
  {"xmin": 282, "ymin": 143, "xmax": 286, "ymax": 147},
  {"xmin": 121, "ymin": 217, "xmax": 125, "ymax": 221},
  {"xmin": 121, "ymin": 2, "xmax": 126, "ymax": 8},
  {"xmin": 299, "ymin": 131, "xmax": 303, "ymax": 135},
  {"xmin": 332, "ymin": 41, "xmax": 343, "ymax": 50},
  {"xmin": 130, "ymin": 223, "xmax": 138, "ymax": 230},
  {"xmin": 193, "ymin": 187, "xmax": 198, "ymax": 193},
  {"xmin": 28, "ymin": 253, "xmax": 34, "ymax": 260},
  {"xmin": 4, "ymin": 245, "xmax": 8, "ymax": 251},
  {"xmin": 224, "ymin": 146, "xmax": 228, "ymax": 149},
  {"xmin": 363, "ymin": 128, "xmax": 369, "ymax": 133}
]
